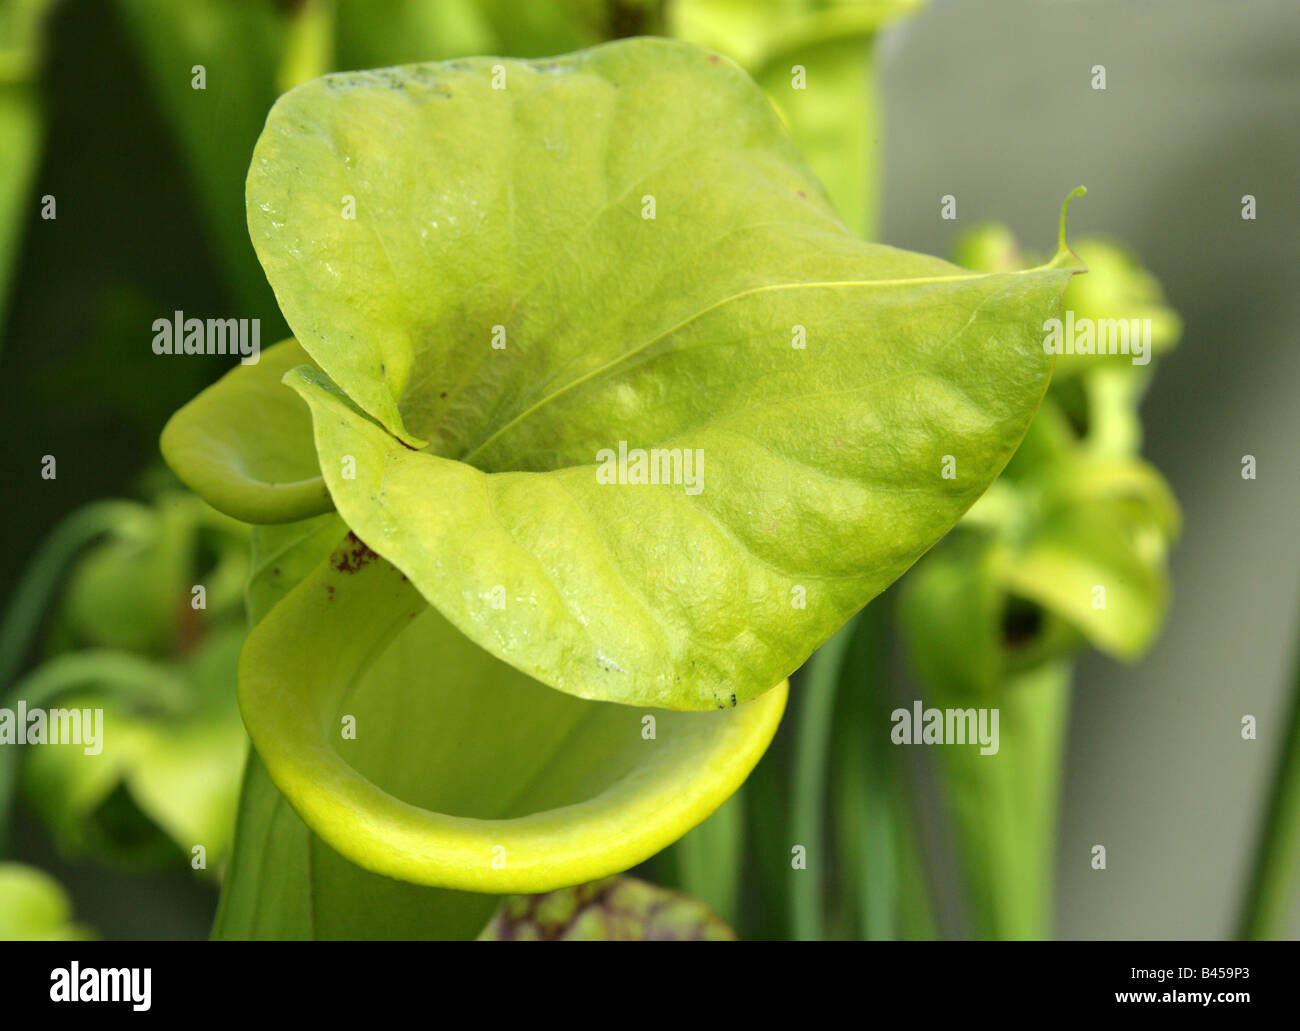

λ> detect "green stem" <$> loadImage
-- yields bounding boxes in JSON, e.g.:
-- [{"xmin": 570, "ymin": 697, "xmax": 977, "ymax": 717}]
[
  {"xmin": 1237, "ymin": 613, "xmax": 1300, "ymax": 939},
  {"xmin": 891, "ymin": 788, "xmax": 938, "ymax": 940},
  {"xmin": 673, "ymin": 786, "xmax": 744, "ymax": 927},
  {"xmin": 790, "ymin": 618, "xmax": 856, "ymax": 940},
  {"xmin": 833, "ymin": 596, "xmax": 937, "ymax": 939},
  {"xmin": 276, "ymin": 0, "xmax": 335, "ymax": 94},
  {"xmin": 0, "ymin": 500, "xmax": 143, "ymax": 693},
  {"xmin": 934, "ymin": 660, "xmax": 1072, "ymax": 939},
  {"xmin": 744, "ymin": 746, "xmax": 790, "ymax": 940},
  {"xmin": 833, "ymin": 598, "xmax": 894, "ymax": 938}
]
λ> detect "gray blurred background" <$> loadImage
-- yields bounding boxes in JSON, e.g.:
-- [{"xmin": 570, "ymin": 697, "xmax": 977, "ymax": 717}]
[{"xmin": 880, "ymin": 0, "xmax": 1300, "ymax": 939}]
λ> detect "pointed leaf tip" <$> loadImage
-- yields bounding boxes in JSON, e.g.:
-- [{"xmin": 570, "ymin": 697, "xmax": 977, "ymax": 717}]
[{"xmin": 1054, "ymin": 186, "xmax": 1088, "ymax": 267}]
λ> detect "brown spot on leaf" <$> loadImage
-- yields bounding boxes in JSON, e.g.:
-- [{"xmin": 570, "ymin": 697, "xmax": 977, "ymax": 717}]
[{"xmin": 334, "ymin": 532, "xmax": 378, "ymax": 574}]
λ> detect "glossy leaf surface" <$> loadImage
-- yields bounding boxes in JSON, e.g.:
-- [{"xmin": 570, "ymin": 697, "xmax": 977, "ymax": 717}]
[{"xmin": 248, "ymin": 39, "xmax": 1082, "ymax": 709}]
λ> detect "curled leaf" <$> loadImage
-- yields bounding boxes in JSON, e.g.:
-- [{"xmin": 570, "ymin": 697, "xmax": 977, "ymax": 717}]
[
  {"xmin": 239, "ymin": 533, "xmax": 787, "ymax": 892},
  {"xmin": 161, "ymin": 338, "xmax": 332, "ymax": 524},
  {"xmin": 245, "ymin": 38, "xmax": 1083, "ymax": 709}
]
